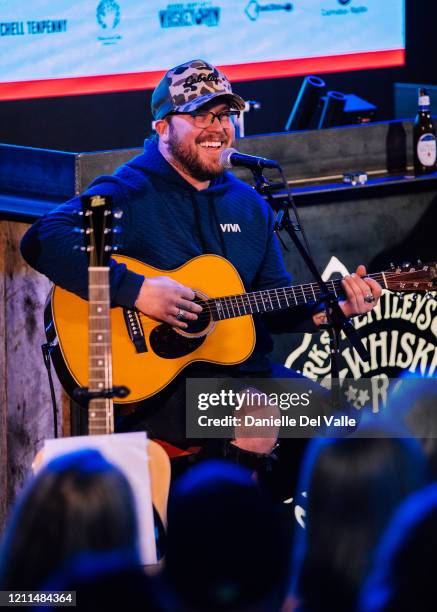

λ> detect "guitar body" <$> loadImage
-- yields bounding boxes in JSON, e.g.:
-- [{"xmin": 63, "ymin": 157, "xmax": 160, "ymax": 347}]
[{"xmin": 47, "ymin": 254, "xmax": 255, "ymax": 404}]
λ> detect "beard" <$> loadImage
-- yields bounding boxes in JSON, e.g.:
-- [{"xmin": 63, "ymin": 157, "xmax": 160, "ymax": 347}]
[{"xmin": 167, "ymin": 123, "xmax": 228, "ymax": 182}]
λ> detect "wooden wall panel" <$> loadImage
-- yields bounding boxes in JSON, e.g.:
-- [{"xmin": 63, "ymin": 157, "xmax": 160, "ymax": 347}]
[
  {"xmin": 0, "ymin": 221, "xmax": 63, "ymax": 532},
  {"xmin": 0, "ymin": 224, "xmax": 7, "ymax": 534}
]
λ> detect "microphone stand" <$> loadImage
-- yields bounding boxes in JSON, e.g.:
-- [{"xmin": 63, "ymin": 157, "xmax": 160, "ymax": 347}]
[{"xmin": 249, "ymin": 165, "xmax": 370, "ymax": 412}]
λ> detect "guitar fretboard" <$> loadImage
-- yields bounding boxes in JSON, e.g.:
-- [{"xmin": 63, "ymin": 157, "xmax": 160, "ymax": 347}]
[
  {"xmin": 88, "ymin": 267, "xmax": 114, "ymax": 435},
  {"xmin": 208, "ymin": 273, "xmax": 386, "ymax": 320}
]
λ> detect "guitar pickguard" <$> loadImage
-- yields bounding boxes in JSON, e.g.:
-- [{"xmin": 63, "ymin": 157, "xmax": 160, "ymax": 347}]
[{"xmin": 150, "ymin": 324, "xmax": 206, "ymax": 358}]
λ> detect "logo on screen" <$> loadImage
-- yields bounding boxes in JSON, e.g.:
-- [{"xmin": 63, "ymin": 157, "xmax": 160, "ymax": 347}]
[
  {"xmin": 96, "ymin": 0, "xmax": 122, "ymax": 44},
  {"xmin": 322, "ymin": 0, "xmax": 367, "ymax": 16},
  {"xmin": 245, "ymin": 1, "xmax": 293, "ymax": 22},
  {"xmin": 97, "ymin": 0, "xmax": 121, "ymax": 31},
  {"xmin": 159, "ymin": 4, "xmax": 220, "ymax": 28}
]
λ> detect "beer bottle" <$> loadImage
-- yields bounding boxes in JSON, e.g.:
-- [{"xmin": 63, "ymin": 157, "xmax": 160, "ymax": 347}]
[{"xmin": 413, "ymin": 87, "xmax": 436, "ymax": 175}]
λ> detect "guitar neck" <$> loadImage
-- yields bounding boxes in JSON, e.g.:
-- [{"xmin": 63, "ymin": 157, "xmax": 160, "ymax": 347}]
[
  {"xmin": 88, "ymin": 266, "xmax": 114, "ymax": 435},
  {"xmin": 208, "ymin": 272, "xmax": 387, "ymax": 320}
]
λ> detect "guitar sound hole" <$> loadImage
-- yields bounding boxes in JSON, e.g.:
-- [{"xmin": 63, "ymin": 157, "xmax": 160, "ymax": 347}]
[
  {"xmin": 183, "ymin": 296, "xmax": 211, "ymax": 335},
  {"xmin": 150, "ymin": 325, "xmax": 206, "ymax": 359},
  {"xmin": 148, "ymin": 297, "xmax": 212, "ymax": 359}
]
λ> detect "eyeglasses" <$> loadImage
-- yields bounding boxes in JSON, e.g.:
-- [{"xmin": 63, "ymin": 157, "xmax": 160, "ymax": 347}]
[{"xmin": 169, "ymin": 109, "xmax": 240, "ymax": 128}]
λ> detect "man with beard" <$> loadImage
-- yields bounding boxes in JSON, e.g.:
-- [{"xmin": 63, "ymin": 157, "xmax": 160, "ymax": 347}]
[{"xmin": 20, "ymin": 60, "xmax": 381, "ymax": 486}]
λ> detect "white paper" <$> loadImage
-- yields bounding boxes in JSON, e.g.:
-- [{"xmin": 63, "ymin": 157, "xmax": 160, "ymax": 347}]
[{"xmin": 43, "ymin": 431, "xmax": 156, "ymax": 565}]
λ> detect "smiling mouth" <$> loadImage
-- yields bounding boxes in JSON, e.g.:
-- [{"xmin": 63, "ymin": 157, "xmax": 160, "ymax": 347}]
[{"xmin": 199, "ymin": 141, "xmax": 223, "ymax": 150}]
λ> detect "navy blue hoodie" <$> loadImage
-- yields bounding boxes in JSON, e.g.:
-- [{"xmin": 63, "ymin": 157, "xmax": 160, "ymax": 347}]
[{"xmin": 22, "ymin": 138, "xmax": 292, "ymax": 299}]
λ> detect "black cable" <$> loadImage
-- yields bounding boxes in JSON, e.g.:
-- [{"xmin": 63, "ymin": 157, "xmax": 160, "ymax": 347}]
[
  {"xmin": 277, "ymin": 167, "xmax": 314, "ymax": 259},
  {"xmin": 41, "ymin": 342, "xmax": 58, "ymax": 438}
]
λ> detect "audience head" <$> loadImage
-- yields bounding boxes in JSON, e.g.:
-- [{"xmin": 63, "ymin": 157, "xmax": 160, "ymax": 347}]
[
  {"xmin": 40, "ymin": 549, "xmax": 155, "ymax": 611},
  {"xmin": 385, "ymin": 374, "xmax": 437, "ymax": 479},
  {"xmin": 360, "ymin": 482, "xmax": 437, "ymax": 612},
  {"xmin": 164, "ymin": 459, "xmax": 292, "ymax": 611},
  {"xmin": 292, "ymin": 424, "xmax": 427, "ymax": 612},
  {"xmin": 0, "ymin": 448, "xmax": 139, "ymax": 590}
]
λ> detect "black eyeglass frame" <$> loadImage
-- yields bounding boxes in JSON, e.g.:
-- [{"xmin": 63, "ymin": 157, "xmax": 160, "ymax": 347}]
[{"xmin": 166, "ymin": 109, "xmax": 241, "ymax": 127}]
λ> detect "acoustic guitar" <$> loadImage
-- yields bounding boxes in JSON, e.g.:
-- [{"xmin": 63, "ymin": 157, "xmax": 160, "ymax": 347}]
[
  {"xmin": 38, "ymin": 195, "xmax": 171, "ymax": 536},
  {"xmin": 45, "ymin": 251, "xmax": 436, "ymax": 405}
]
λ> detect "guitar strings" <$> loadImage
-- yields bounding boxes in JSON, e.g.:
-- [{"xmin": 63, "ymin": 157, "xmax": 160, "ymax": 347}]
[
  {"xmin": 135, "ymin": 269, "xmax": 428, "ymax": 325},
  {"xmin": 192, "ymin": 274, "xmax": 387, "ymax": 322},
  {"xmin": 182, "ymin": 269, "xmax": 429, "ymax": 324},
  {"xmin": 88, "ymin": 208, "xmax": 113, "ymax": 421}
]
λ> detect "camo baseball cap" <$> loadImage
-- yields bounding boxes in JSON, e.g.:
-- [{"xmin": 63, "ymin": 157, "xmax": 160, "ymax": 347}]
[{"xmin": 151, "ymin": 59, "xmax": 245, "ymax": 120}]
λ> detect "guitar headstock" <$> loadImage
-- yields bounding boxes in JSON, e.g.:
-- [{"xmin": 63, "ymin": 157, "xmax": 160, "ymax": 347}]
[
  {"xmin": 79, "ymin": 195, "xmax": 116, "ymax": 267},
  {"xmin": 385, "ymin": 262, "xmax": 437, "ymax": 293}
]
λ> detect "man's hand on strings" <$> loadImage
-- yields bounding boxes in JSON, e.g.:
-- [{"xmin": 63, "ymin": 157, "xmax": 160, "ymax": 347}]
[
  {"xmin": 312, "ymin": 265, "xmax": 382, "ymax": 326},
  {"xmin": 339, "ymin": 265, "xmax": 382, "ymax": 318},
  {"xmin": 134, "ymin": 277, "xmax": 202, "ymax": 329}
]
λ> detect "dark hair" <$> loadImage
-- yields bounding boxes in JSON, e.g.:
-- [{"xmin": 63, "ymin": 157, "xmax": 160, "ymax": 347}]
[
  {"xmin": 39, "ymin": 549, "xmax": 156, "ymax": 612},
  {"xmin": 0, "ymin": 449, "xmax": 139, "ymax": 590},
  {"xmin": 164, "ymin": 460, "xmax": 292, "ymax": 611},
  {"xmin": 292, "ymin": 428, "xmax": 427, "ymax": 612},
  {"xmin": 359, "ymin": 483, "xmax": 437, "ymax": 612}
]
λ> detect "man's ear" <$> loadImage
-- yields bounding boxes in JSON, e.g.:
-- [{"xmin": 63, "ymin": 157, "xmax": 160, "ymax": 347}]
[{"xmin": 154, "ymin": 118, "xmax": 170, "ymax": 143}]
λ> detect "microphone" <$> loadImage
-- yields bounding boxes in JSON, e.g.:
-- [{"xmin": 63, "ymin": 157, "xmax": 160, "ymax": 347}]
[{"xmin": 220, "ymin": 148, "xmax": 279, "ymax": 170}]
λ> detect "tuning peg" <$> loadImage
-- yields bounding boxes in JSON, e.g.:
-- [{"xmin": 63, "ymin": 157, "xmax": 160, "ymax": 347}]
[
  {"xmin": 104, "ymin": 228, "xmax": 112, "ymax": 234},
  {"xmin": 390, "ymin": 262, "xmax": 395, "ymax": 270},
  {"xmin": 112, "ymin": 226, "xmax": 122, "ymax": 234},
  {"xmin": 402, "ymin": 261, "xmax": 411, "ymax": 270},
  {"xmin": 73, "ymin": 245, "xmax": 87, "ymax": 252},
  {"xmin": 113, "ymin": 209, "xmax": 123, "ymax": 219},
  {"xmin": 417, "ymin": 259, "xmax": 423, "ymax": 267},
  {"xmin": 73, "ymin": 227, "xmax": 85, "ymax": 233},
  {"xmin": 77, "ymin": 210, "xmax": 84, "ymax": 216}
]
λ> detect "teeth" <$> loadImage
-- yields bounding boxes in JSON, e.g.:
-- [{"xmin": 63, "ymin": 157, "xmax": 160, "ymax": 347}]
[{"xmin": 200, "ymin": 142, "xmax": 222, "ymax": 148}]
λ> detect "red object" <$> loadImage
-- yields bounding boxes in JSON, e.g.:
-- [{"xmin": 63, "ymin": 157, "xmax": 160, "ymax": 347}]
[
  {"xmin": 0, "ymin": 49, "xmax": 404, "ymax": 101},
  {"xmin": 154, "ymin": 439, "xmax": 201, "ymax": 459}
]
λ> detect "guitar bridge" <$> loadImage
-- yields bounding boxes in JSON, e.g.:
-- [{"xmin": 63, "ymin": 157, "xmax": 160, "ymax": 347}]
[{"xmin": 123, "ymin": 308, "xmax": 147, "ymax": 353}]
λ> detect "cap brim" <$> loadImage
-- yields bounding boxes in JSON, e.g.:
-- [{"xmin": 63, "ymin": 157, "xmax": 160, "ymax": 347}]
[{"xmin": 174, "ymin": 91, "xmax": 246, "ymax": 113}]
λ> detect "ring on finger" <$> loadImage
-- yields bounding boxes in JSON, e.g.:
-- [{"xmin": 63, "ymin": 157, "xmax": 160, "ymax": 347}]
[
  {"xmin": 176, "ymin": 308, "xmax": 185, "ymax": 321},
  {"xmin": 364, "ymin": 294, "xmax": 375, "ymax": 304}
]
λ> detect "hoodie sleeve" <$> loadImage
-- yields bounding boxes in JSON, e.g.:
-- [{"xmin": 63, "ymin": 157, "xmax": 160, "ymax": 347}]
[{"xmin": 20, "ymin": 181, "xmax": 144, "ymax": 308}]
